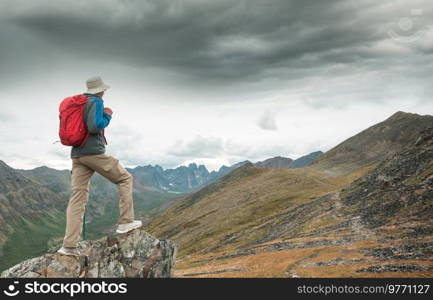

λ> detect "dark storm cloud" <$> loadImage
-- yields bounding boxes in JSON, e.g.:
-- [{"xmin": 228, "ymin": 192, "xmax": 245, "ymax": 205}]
[
  {"xmin": 0, "ymin": 0, "xmax": 432, "ymax": 112},
  {"xmin": 3, "ymin": 0, "xmax": 430, "ymax": 84}
]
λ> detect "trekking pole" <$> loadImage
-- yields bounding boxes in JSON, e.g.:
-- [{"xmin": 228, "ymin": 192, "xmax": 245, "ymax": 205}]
[{"xmin": 82, "ymin": 212, "xmax": 86, "ymax": 241}]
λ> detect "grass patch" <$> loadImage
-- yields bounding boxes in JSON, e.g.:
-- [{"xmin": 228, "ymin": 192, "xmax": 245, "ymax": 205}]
[{"xmin": 0, "ymin": 212, "xmax": 66, "ymax": 272}]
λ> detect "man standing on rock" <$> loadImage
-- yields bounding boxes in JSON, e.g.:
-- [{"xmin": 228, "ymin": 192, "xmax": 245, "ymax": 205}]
[{"xmin": 58, "ymin": 76, "xmax": 142, "ymax": 256}]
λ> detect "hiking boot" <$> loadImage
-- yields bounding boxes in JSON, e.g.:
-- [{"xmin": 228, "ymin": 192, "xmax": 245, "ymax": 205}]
[
  {"xmin": 116, "ymin": 220, "xmax": 142, "ymax": 234},
  {"xmin": 57, "ymin": 247, "xmax": 81, "ymax": 257}
]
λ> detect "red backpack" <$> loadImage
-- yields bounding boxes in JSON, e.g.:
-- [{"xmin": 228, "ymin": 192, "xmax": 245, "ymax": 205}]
[{"xmin": 59, "ymin": 94, "xmax": 90, "ymax": 147}]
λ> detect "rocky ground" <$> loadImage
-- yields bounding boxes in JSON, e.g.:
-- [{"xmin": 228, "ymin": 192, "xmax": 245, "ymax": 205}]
[
  {"xmin": 170, "ymin": 126, "xmax": 433, "ymax": 277},
  {"xmin": 1, "ymin": 228, "xmax": 176, "ymax": 278}
]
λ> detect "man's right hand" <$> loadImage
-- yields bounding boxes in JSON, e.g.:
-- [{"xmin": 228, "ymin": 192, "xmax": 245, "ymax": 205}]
[{"xmin": 104, "ymin": 107, "xmax": 113, "ymax": 116}]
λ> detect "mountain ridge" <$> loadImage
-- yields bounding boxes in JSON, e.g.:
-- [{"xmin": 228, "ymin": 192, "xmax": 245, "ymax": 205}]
[
  {"xmin": 144, "ymin": 111, "xmax": 433, "ymax": 277},
  {"xmin": 5, "ymin": 150, "xmax": 324, "ymax": 194},
  {"xmin": 312, "ymin": 111, "xmax": 433, "ymax": 174},
  {"xmin": 0, "ymin": 161, "xmax": 178, "ymax": 271},
  {"xmin": 3, "ymin": 111, "xmax": 432, "ymax": 277}
]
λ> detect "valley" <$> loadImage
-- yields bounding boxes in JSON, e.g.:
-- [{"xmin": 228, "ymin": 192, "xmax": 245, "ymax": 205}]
[
  {"xmin": 144, "ymin": 112, "xmax": 433, "ymax": 277},
  {"xmin": 1, "ymin": 111, "xmax": 432, "ymax": 277}
]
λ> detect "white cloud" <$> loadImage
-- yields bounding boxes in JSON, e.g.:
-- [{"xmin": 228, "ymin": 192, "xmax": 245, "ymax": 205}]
[
  {"xmin": 257, "ymin": 110, "xmax": 278, "ymax": 131},
  {"xmin": 168, "ymin": 136, "xmax": 224, "ymax": 158}
]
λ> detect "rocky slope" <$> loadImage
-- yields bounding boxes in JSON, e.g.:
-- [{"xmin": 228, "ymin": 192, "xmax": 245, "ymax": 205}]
[
  {"xmin": 145, "ymin": 112, "xmax": 433, "ymax": 277},
  {"xmin": 145, "ymin": 161, "xmax": 362, "ymax": 260},
  {"xmin": 1, "ymin": 228, "xmax": 176, "ymax": 278},
  {"xmin": 0, "ymin": 161, "xmax": 66, "ymax": 246},
  {"xmin": 313, "ymin": 111, "xmax": 433, "ymax": 174},
  {"xmin": 336, "ymin": 125, "xmax": 433, "ymax": 269},
  {"xmin": 17, "ymin": 166, "xmax": 118, "ymax": 217}
]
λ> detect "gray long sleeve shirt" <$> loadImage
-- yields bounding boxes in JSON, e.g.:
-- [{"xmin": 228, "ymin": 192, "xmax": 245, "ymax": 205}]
[{"xmin": 71, "ymin": 94, "xmax": 112, "ymax": 158}]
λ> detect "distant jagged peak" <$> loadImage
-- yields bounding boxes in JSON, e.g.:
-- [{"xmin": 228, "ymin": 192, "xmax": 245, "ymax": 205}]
[
  {"xmin": 133, "ymin": 162, "xmax": 211, "ymax": 172},
  {"xmin": 198, "ymin": 164, "xmax": 208, "ymax": 171},
  {"xmin": 188, "ymin": 162, "xmax": 198, "ymax": 169}
]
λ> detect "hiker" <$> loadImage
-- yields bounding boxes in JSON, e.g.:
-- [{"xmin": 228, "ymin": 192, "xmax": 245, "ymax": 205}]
[{"xmin": 58, "ymin": 76, "xmax": 142, "ymax": 256}]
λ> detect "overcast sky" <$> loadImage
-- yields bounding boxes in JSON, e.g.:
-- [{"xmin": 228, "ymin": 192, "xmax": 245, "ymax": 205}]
[{"xmin": 1, "ymin": 0, "xmax": 433, "ymax": 171}]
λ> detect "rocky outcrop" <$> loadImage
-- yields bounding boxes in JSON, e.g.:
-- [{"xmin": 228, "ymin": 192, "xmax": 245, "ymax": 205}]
[{"xmin": 1, "ymin": 228, "xmax": 176, "ymax": 278}]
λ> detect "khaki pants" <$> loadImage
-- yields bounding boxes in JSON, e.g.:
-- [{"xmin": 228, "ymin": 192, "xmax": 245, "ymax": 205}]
[{"xmin": 63, "ymin": 153, "xmax": 134, "ymax": 248}]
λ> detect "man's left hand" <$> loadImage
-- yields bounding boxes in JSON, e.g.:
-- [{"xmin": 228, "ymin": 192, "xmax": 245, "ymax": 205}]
[{"xmin": 104, "ymin": 107, "xmax": 113, "ymax": 116}]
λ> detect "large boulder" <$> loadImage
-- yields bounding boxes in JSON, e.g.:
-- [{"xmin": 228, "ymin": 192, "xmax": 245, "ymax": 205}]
[{"xmin": 1, "ymin": 228, "xmax": 176, "ymax": 278}]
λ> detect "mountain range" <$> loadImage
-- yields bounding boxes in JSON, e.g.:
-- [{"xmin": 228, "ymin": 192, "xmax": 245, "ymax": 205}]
[
  {"xmin": 128, "ymin": 151, "xmax": 323, "ymax": 193},
  {"xmin": 144, "ymin": 111, "xmax": 433, "ymax": 277},
  {"xmin": 0, "ymin": 163, "xmax": 177, "ymax": 270},
  {"xmin": 2, "ymin": 111, "xmax": 432, "ymax": 277},
  {"xmin": 0, "ymin": 150, "xmax": 322, "ymax": 271}
]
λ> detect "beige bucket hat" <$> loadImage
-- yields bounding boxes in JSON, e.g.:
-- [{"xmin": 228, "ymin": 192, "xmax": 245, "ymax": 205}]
[{"xmin": 86, "ymin": 76, "xmax": 110, "ymax": 94}]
